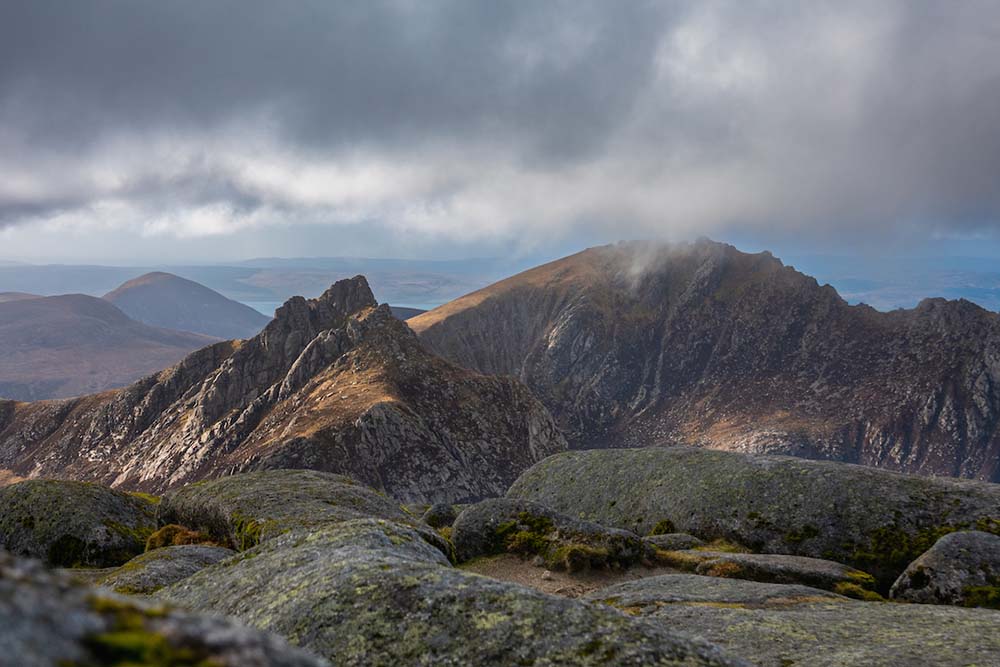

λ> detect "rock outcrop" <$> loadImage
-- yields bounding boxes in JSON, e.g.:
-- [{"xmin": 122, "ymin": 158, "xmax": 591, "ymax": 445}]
[
  {"xmin": 96, "ymin": 544, "xmax": 236, "ymax": 595},
  {"xmin": 508, "ymin": 447, "xmax": 1000, "ymax": 587},
  {"xmin": 654, "ymin": 550, "xmax": 879, "ymax": 597},
  {"xmin": 156, "ymin": 469, "xmax": 438, "ymax": 551},
  {"xmin": 0, "ymin": 277, "xmax": 566, "ymax": 502},
  {"xmin": 0, "ymin": 551, "xmax": 329, "ymax": 667},
  {"xmin": 890, "ymin": 530, "xmax": 1000, "ymax": 607},
  {"xmin": 0, "ymin": 479, "xmax": 157, "ymax": 567},
  {"xmin": 587, "ymin": 574, "xmax": 1000, "ymax": 667},
  {"xmin": 410, "ymin": 240, "xmax": 1000, "ymax": 481},
  {"xmin": 160, "ymin": 518, "xmax": 747, "ymax": 666},
  {"xmin": 450, "ymin": 498, "xmax": 648, "ymax": 569}
]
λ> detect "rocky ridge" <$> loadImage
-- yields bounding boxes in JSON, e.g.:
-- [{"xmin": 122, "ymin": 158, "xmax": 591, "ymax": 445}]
[
  {"xmin": 410, "ymin": 239, "xmax": 1000, "ymax": 481},
  {"xmin": 0, "ymin": 277, "xmax": 565, "ymax": 502}
]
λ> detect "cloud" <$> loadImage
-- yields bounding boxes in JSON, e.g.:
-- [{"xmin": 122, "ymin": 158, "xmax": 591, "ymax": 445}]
[{"xmin": 1, "ymin": 0, "xmax": 1000, "ymax": 259}]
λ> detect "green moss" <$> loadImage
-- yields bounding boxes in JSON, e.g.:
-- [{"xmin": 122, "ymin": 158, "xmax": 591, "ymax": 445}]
[
  {"xmin": 833, "ymin": 582, "xmax": 885, "ymax": 602},
  {"xmin": 694, "ymin": 538, "xmax": 749, "ymax": 553},
  {"xmin": 647, "ymin": 519, "xmax": 676, "ymax": 536},
  {"xmin": 548, "ymin": 543, "xmax": 611, "ymax": 572},
  {"xmin": 962, "ymin": 585, "xmax": 1000, "ymax": 609},
  {"xmin": 128, "ymin": 491, "xmax": 162, "ymax": 506},
  {"xmin": 849, "ymin": 519, "xmax": 1000, "ymax": 589},
  {"xmin": 146, "ymin": 524, "xmax": 215, "ymax": 551},
  {"xmin": 784, "ymin": 525, "xmax": 820, "ymax": 545},
  {"xmin": 81, "ymin": 596, "xmax": 219, "ymax": 666},
  {"xmin": 507, "ymin": 530, "xmax": 551, "ymax": 555}
]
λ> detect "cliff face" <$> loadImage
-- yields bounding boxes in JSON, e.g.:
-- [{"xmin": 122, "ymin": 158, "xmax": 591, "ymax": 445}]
[
  {"xmin": 0, "ymin": 276, "xmax": 566, "ymax": 502},
  {"xmin": 409, "ymin": 240, "xmax": 1000, "ymax": 482}
]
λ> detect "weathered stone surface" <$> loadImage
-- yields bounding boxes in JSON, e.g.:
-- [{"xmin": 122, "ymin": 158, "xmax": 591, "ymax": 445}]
[
  {"xmin": 585, "ymin": 573, "xmax": 844, "ymax": 607},
  {"xmin": 422, "ymin": 502, "xmax": 458, "ymax": 528},
  {"xmin": 644, "ymin": 534, "xmax": 705, "ymax": 551},
  {"xmin": 0, "ymin": 276, "xmax": 566, "ymax": 503},
  {"xmin": 509, "ymin": 447, "xmax": 1000, "ymax": 587},
  {"xmin": 97, "ymin": 544, "xmax": 236, "ymax": 594},
  {"xmin": 588, "ymin": 574, "xmax": 1000, "ymax": 667},
  {"xmin": 451, "ymin": 498, "xmax": 649, "ymax": 570},
  {"xmin": 654, "ymin": 550, "xmax": 879, "ymax": 597},
  {"xmin": 0, "ymin": 551, "xmax": 329, "ymax": 667},
  {"xmin": 160, "ymin": 519, "xmax": 749, "ymax": 666},
  {"xmin": 0, "ymin": 479, "xmax": 157, "ymax": 567},
  {"xmin": 156, "ymin": 469, "xmax": 440, "ymax": 552},
  {"xmin": 890, "ymin": 530, "xmax": 1000, "ymax": 607},
  {"xmin": 412, "ymin": 239, "xmax": 1000, "ymax": 483}
]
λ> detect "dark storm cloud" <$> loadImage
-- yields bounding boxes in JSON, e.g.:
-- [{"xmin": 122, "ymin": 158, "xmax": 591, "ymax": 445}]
[{"xmin": 1, "ymin": 0, "xmax": 1000, "ymax": 254}]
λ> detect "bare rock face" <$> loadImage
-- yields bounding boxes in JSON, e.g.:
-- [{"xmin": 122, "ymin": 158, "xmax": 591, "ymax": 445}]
[
  {"xmin": 410, "ymin": 239, "xmax": 1000, "ymax": 482},
  {"xmin": 0, "ymin": 276, "xmax": 566, "ymax": 503},
  {"xmin": 890, "ymin": 530, "xmax": 1000, "ymax": 607}
]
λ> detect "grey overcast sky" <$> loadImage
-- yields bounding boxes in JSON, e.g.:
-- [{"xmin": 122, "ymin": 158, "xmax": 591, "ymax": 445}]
[{"xmin": 1, "ymin": 1, "xmax": 1000, "ymax": 263}]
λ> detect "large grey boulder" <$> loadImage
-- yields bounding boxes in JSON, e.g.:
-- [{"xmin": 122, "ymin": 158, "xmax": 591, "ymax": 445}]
[
  {"xmin": 157, "ymin": 469, "xmax": 438, "ymax": 551},
  {"xmin": 587, "ymin": 574, "xmax": 1000, "ymax": 667},
  {"xmin": 654, "ymin": 550, "xmax": 880, "ymax": 597},
  {"xmin": 890, "ymin": 530, "xmax": 1000, "ymax": 607},
  {"xmin": 160, "ymin": 518, "xmax": 749, "ymax": 666},
  {"xmin": 509, "ymin": 448, "xmax": 1000, "ymax": 587},
  {"xmin": 0, "ymin": 550, "xmax": 328, "ymax": 667},
  {"xmin": 451, "ymin": 498, "xmax": 648, "ymax": 570},
  {"xmin": 0, "ymin": 479, "xmax": 157, "ymax": 567},
  {"xmin": 97, "ymin": 544, "xmax": 236, "ymax": 594}
]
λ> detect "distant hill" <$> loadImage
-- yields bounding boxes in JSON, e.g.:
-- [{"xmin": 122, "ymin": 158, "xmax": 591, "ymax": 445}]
[
  {"xmin": 104, "ymin": 272, "xmax": 270, "ymax": 339},
  {"xmin": 0, "ymin": 293, "xmax": 40, "ymax": 303},
  {"xmin": 0, "ymin": 277, "xmax": 565, "ymax": 500},
  {"xmin": 0, "ymin": 294, "xmax": 216, "ymax": 400},
  {"xmin": 389, "ymin": 306, "xmax": 427, "ymax": 320},
  {"xmin": 412, "ymin": 240, "xmax": 1000, "ymax": 482}
]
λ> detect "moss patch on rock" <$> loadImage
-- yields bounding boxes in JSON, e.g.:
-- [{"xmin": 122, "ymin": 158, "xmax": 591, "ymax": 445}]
[
  {"xmin": 508, "ymin": 447, "xmax": 1000, "ymax": 589},
  {"xmin": 451, "ymin": 498, "xmax": 649, "ymax": 572},
  {"xmin": 0, "ymin": 479, "xmax": 157, "ymax": 567}
]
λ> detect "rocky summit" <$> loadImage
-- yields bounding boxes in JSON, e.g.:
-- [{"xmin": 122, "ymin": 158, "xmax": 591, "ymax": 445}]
[
  {"xmin": 410, "ymin": 240, "xmax": 1000, "ymax": 481},
  {"xmin": 0, "ymin": 276, "xmax": 565, "ymax": 502}
]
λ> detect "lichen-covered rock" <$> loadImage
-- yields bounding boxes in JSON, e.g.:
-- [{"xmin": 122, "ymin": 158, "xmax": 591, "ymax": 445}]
[
  {"xmin": 509, "ymin": 447, "xmax": 1000, "ymax": 587},
  {"xmin": 422, "ymin": 503, "xmax": 458, "ymax": 528},
  {"xmin": 0, "ymin": 479, "xmax": 157, "ymax": 567},
  {"xmin": 97, "ymin": 544, "xmax": 236, "ymax": 594},
  {"xmin": 156, "ymin": 469, "xmax": 437, "ymax": 551},
  {"xmin": 585, "ymin": 573, "xmax": 844, "ymax": 607},
  {"xmin": 654, "ymin": 550, "xmax": 879, "ymax": 598},
  {"xmin": 588, "ymin": 573, "xmax": 1000, "ymax": 667},
  {"xmin": 160, "ymin": 519, "xmax": 748, "ymax": 666},
  {"xmin": 451, "ymin": 498, "xmax": 649, "ymax": 571},
  {"xmin": 644, "ymin": 534, "xmax": 705, "ymax": 551},
  {"xmin": 0, "ymin": 551, "xmax": 329, "ymax": 667},
  {"xmin": 890, "ymin": 530, "xmax": 1000, "ymax": 607}
]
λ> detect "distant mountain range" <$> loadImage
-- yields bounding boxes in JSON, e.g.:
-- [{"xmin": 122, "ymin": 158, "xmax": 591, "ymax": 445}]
[
  {"xmin": 411, "ymin": 240, "xmax": 1000, "ymax": 482},
  {"xmin": 0, "ymin": 293, "xmax": 216, "ymax": 400},
  {"xmin": 103, "ymin": 272, "xmax": 270, "ymax": 339},
  {"xmin": 0, "ymin": 277, "xmax": 564, "ymax": 500}
]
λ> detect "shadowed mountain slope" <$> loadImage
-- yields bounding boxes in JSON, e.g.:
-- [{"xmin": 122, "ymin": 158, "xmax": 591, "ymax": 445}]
[
  {"xmin": 0, "ymin": 294, "xmax": 216, "ymax": 400},
  {"xmin": 0, "ymin": 276, "xmax": 565, "ymax": 501},
  {"xmin": 104, "ymin": 272, "xmax": 270, "ymax": 339},
  {"xmin": 410, "ymin": 239, "xmax": 1000, "ymax": 481}
]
